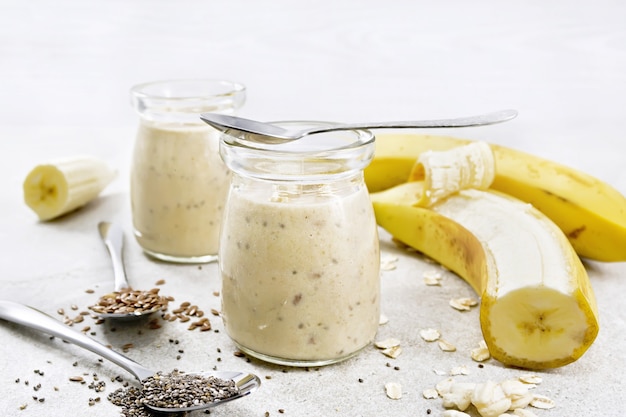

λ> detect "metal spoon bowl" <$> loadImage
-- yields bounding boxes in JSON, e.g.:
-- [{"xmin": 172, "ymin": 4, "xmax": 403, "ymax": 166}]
[
  {"xmin": 0, "ymin": 300, "xmax": 260, "ymax": 413},
  {"xmin": 200, "ymin": 109, "xmax": 518, "ymax": 145},
  {"xmin": 95, "ymin": 221, "xmax": 163, "ymax": 320}
]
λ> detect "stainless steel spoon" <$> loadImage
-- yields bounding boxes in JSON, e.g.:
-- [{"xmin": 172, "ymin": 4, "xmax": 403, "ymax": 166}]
[
  {"xmin": 0, "ymin": 300, "xmax": 260, "ymax": 413},
  {"xmin": 200, "ymin": 109, "xmax": 518, "ymax": 144},
  {"xmin": 95, "ymin": 221, "xmax": 162, "ymax": 320}
]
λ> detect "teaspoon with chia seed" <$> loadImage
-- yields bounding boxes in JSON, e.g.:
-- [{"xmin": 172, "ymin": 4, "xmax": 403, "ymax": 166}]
[
  {"xmin": 0, "ymin": 300, "xmax": 261, "ymax": 413},
  {"xmin": 91, "ymin": 221, "xmax": 169, "ymax": 320}
]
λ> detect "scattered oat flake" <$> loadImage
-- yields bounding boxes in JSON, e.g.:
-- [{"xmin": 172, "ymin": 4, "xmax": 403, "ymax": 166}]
[
  {"xmin": 433, "ymin": 369, "xmax": 447, "ymax": 376},
  {"xmin": 422, "ymin": 388, "xmax": 439, "ymax": 399},
  {"xmin": 374, "ymin": 338, "xmax": 401, "ymax": 349},
  {"xmin": 449, "ymin": 297, "xmax": 478, "ymax": 311},
  {"xmin": 423, "ymin": 270, "xmax": 443, "ymax": 285},
  {"xmin": 382, "ymin": 345, "xmax": 402, "ymax": 359},
  {"xmin": 155, "ymin": 279, "xmax": 166, "ymax": 285},
  {"xmin": 438, "ymin": 339, "xmax": 457, "ymax": 352},
  {"xmin": 436, "ymin": 377, "xmax": 455, "ymax": 396},
  {"xmin": 384, "ymin": 382, "xmax": 402, "ymax": 400},
  {"xmin": 519, "ymin": 374, "xmax": 542, "ymax": 385},
  {"xmin": 379, "ymin": 313, "xmax": 389, "ymax": 325},
  {"xmin": 470, "ymin": 341, "xmax": 491, "ymax": 362},
  {"xmin": 450, "ymin": 365, "xmax": 470, "ymax": 376},
  {"xmin": 419, "ymin": 328, "xmax": 441, "ymax": 342},
  {"xmin": 380, "ymin": 255, "xmax": 399, "ymax": 271},
  {"xmin": 513, "ymin": 409, "xmax": 539, "ymax": 417},
  {"xmin": 530, "ymin": 394, "xmax": 555, "ymax": 409}
]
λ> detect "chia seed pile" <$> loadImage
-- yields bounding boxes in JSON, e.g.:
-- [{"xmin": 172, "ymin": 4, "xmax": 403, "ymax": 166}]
[{"xmin": 108, "ymin": 370, "xmax": 240, "ymax": 417}]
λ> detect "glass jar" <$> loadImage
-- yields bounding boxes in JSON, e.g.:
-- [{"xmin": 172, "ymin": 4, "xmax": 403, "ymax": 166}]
[
  {"xmin": 218, "ymin": 123, "xmax": 380, "ymax": 366},
  {"xmin": 129, "ymin": 79, "xmax": 245, "ymax": 263}
]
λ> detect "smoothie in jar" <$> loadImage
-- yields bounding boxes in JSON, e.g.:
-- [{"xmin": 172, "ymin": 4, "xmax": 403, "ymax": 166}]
[
  {"xmin": 130, "ymin": 122, "xmax": 229, "ymax": 259},
  {"xmin": 218, "ymin": 123, "xmax": 380, "ymax": 366},
  {"xmin": 129, "ymin": 79, "xmax": 245, "ymax": 263}
]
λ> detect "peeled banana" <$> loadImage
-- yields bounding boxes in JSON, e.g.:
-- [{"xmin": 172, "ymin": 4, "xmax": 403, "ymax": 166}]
[
  {"xmin": 23, "ymin": 156, "xmax": 116, "ymax": 221},
  {"xmin": 371, "ymin": 181, "xmax": 599, "ymax": 369},
  {"xmin": 365, "ymin": 133, "xmax": 626, "ymax": 262}
]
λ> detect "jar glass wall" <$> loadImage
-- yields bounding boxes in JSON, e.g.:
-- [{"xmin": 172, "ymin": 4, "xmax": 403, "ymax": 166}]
[
  {"xmin": 218, "ymin": 123, "xmax": 380, "ymax": 366},
  {"xmin": 129, "ymin": 79, "xmax": 245, "ymax": 263}
]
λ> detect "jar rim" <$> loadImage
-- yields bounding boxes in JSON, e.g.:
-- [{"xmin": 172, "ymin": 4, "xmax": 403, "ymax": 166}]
[
  {"xmin": 220, "ymin": 121, "xmax": 376, "ymax": 182},
  {"xmin": 220, "ymin": 120, "xmax": 375, "ymax": 154},
  {"xmin": 130, "ymin": 79, "xmax": 246, "ymax": 101},
  {"xmin": 130, "ymin": 79, "xmax": 246, "ymax": 123}
]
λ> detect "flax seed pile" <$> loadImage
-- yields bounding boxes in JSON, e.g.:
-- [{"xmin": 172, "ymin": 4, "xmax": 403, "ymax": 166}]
[{"xmin": 88, "ymin": 287, "xmax": 171, "ymax": 316}]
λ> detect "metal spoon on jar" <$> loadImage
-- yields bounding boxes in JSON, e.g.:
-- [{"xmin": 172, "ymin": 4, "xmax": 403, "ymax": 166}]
[
  {"xmin": 200, "ymin": 109, "xmax": 518, "ymax": 144},
  {"xmin": 91, "ymin": 221, "xmax": 166, "ymax": 320},
  {"xmin": 0, "ymin": 300, "xmax": 260, "ymax": 413}
]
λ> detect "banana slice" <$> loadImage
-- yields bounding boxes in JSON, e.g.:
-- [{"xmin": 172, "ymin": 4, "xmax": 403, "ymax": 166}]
[{"xmin": 23, "ymin": 156, "xmax": 116, "ymax": 221}]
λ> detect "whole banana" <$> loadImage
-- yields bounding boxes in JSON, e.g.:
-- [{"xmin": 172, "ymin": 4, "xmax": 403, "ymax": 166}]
[{"xmin": 365, "ymin": 133, "xmax": 626, "ymax": 262}]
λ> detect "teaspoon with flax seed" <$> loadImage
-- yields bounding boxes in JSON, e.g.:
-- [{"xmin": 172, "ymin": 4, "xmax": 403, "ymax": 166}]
[{"xmin": 91, "ymin": 221, "xmax": 167, "ymax": 320}]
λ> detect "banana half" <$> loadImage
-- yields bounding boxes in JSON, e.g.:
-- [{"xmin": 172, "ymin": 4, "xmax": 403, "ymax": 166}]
[
  {"xmin": 372, "ymin": 182, "xmax": 599, "ymax": 369},
  {"xmin": 23, "ymin": 156, "xmax": 116, "ymax": 221},
  {"xmin": 370, "ymin": 143, "xmax": 599, "ymax": 369}
]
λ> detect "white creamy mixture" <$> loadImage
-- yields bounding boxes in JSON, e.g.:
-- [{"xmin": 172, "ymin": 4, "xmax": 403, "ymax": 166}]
[
  {"xmin": 219, "ymin": 184, "xmax": 380, "ymax": 363},
  {"xmin": 130, "ymin": 122, "xmax": 230, "ymax": 259}
]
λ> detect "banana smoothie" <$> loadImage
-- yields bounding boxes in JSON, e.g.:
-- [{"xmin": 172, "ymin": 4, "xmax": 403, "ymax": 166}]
[
  {"xmin": 129, "ymin": 79, "xmax": 245, "ymax": 263},
  {"xmin": 219, "ymin": 181, "xmax": 380, "ymax": 365},
  {"xmin": 130, "ymin": 122, "xmax": 230, "ymax": 260}
]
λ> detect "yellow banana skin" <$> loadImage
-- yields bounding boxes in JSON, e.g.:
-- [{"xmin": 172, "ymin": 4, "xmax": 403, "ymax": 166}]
[
  {"xmin": 371, "ymin": 181, "xmax": 599, "ymax": 369},
  {"xmin": 365, "ymin": 133, "xmax": 626, "ymax": 262}
]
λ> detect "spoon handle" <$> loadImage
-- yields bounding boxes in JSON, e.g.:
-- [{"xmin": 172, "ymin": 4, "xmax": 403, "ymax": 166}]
[
  {"xmin": 98, "ymin": 221, "xmax": 131, "ymax": 292},
  {"xmin": 304, "ymin": 109, "xmax": 519, "ymax": 135},
  {"xmin": 0, "ymin": 300, "xmax": 154, "ymax": 381}
]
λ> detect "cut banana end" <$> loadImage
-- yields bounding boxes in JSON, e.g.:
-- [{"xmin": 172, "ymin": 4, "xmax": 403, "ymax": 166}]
[
  {"xmin": 371, "ymin": 181, "xmax": 599, "ymax": 369},
  {"xmin": 411, "ymin": 141, "xmax": 495, "ymax": 206},
  {"xmin": 23, "ymin": 156, "xmax": 116, "ymax": 221},
  {"xmin": 482, "ymin": 286, "xmax": 598, "ymax": 369}
]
